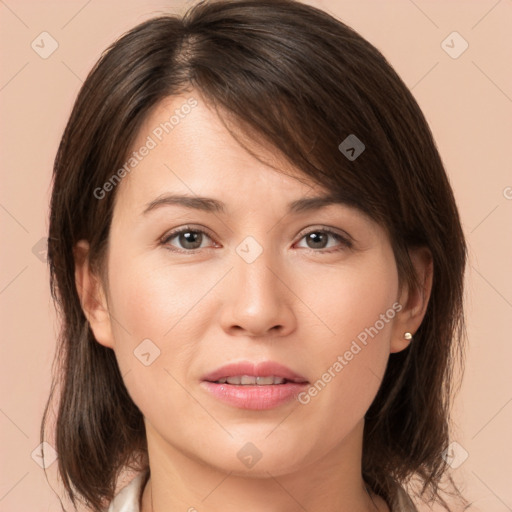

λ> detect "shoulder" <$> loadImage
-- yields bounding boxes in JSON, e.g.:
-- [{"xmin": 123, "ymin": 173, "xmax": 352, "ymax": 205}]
[{"xmin": 104, "ymin": 472, "xmax": 148, "ymax": 512}]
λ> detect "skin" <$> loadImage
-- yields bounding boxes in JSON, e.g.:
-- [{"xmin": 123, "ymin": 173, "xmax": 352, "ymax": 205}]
[{"xmin": 75, "ymin": 90, "xmax": 433, "ymax": 512}]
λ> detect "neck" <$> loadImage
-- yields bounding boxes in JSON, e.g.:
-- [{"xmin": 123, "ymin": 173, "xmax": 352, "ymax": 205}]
[{"xmin": 140, "ymin": 418, "xmax": 389, "ymax": 512}]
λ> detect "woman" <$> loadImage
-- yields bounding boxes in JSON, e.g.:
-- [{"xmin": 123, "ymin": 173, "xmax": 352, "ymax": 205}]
[{"xmin": 41, "ymin": 1, "xmax": 468, "ymax": 511}]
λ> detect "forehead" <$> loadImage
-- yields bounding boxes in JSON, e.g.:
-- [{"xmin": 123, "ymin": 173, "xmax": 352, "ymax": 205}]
[{"xmin": 112, "ymin": 91, "xmax": 326, "ymax": 215}]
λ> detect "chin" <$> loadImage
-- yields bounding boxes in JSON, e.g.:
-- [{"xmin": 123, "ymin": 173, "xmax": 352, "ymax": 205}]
[{"xmin": 196, "ymin": 437, "xmax": 312, "ymax": 478}]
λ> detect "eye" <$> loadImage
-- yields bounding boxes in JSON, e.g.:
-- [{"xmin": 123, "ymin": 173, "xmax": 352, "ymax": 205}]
[
  {"xmin": 160, "ymin": 226, "xmax": 352, "ymax": 254},
  {"xmin": 161, "ymin": 226, "xmax": 217, "ymax": 252},
  {"xmin": 295, "ymin": 228, "xmax": 352, "ymax": 253}
]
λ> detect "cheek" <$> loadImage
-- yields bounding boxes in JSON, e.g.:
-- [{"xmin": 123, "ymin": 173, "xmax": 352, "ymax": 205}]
[
  {"xmin": 104, "ymin": 250, "xmax": 216, "ymax": 399},
  {"xmin": 107, "ymin": 248, "xmax": 215, "ymax": 339},
  {"xmin": 105, "ymin": 265, "xmax": 202, "ymax": 422},
  {"xmin": 301, "ymin": 250, "xmax": 399, "ymax": 354},
  {"xmin": 292, "ymin": 250, "xmax": 399, "ymax": 432}
]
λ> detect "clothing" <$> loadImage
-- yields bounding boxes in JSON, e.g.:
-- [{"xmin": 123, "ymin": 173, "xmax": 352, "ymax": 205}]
[
  {"xmin": 391, "ymin": 486, "xmax": 419, "ymax": 511},
  {"xmin": 106, "ymin": 472, "xmax": 147, "ymax": 512},
  {"xmin": 106, "ymin": 471, "xmax": 418, "ymax": 512}
]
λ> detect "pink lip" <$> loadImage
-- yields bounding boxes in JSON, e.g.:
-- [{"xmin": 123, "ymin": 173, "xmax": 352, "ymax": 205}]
[
  {"xmin": 201, "ymin": 361, "xmax": 308, "ymax": 383},
  {"xmin": 200, "ymin": 361, "xmax": 309, "ymax": 411}
]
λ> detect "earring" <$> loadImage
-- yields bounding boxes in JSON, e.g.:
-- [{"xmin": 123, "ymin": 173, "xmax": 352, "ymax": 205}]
[{"xmin": 404, "ymin": 332, "xmax": 413, "ymax": 340}]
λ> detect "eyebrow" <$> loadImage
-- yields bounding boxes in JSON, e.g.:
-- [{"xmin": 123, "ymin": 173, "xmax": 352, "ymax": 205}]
[{"xmin": 142, "ymin": 193, "xmax": 347, "ymax": 216}]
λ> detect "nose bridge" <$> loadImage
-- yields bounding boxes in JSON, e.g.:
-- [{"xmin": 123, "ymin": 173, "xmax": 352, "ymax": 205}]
[
  {"xmin": 235, "ymin": 237, "xmax": 282, "ymax": 308},
  {"xmin": 238, "ymin": 246, "xmax": 277, "ymax": 296},
  {"xmin": 221, "ymin": 235, "xmax": 295, "ymax": 336}
]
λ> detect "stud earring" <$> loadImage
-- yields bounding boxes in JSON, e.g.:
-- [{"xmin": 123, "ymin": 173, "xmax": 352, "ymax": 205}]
[{"xmin": 404, "ymin": 332, "xmax": 413, "ymax": 340}]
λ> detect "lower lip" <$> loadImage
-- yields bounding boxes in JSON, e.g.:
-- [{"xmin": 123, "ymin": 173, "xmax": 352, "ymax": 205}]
[{"xmin": 200, "ymin": 381, "xmax": 309, "ymax": 410}]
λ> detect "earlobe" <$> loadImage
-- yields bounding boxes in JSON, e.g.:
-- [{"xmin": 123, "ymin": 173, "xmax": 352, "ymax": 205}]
[
  {"xmin": 73, "ymin": 240, "xmax": 115, "ymax": 349},
  {"xmin": 390, "ymin": 247, "xmax": 433, "ymax": 353}
]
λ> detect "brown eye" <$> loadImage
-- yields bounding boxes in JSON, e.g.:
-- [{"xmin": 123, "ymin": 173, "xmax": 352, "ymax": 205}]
[
  {"xmin": 162, "ymin": 228, "xmax": 215, "ymax": 252},
  {"xmin": 296, "ymin": 229, "xmax": 352, "ymax": 252}
]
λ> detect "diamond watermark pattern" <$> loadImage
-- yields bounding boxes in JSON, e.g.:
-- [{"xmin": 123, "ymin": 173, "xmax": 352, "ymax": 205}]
[
  {"xmin": 441, "ymin": 31, "xmax": 468, "ymax": 59},
  {"xmin": 339, "ymin": 134, "xmax": 365, "ymax": 161},
  {"xmin": 237, "ymin": 442, "xmax": 263, "ymax": 468},
  {"xmin": 236, "ymin": 236, "xmax": 263, "ymax": 264},
  {"xmin": 134, "ymin": 338, "xmax": 161, "ymax": 366},
  {"xmin": 31, "ymin": 237, "xmax": 48, "ymax": 262},
  {"xmin": 441, "ymin": 441, "xmax": 469, "ymax": 469},
  {"xmin": 31, "ymin": 32, "xmax": 59, "ymax": 59},
  {"xmin": 31, "ymin": 441, "xmax": 58, "ymax": 469}
]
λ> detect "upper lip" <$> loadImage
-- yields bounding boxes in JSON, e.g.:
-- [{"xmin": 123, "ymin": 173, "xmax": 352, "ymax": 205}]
[{"xmin": 202, "ymin": 361, "xmax": 309, "ymax": 383}]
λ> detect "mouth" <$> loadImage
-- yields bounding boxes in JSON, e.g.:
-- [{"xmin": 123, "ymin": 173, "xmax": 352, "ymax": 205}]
[
  {"xmin": 208, "ymin": 375, "xmax": 306, "ymax": 385},
  {"xmin": 200, "ymin": 361, "xmax": 309, "ymax": 410}
]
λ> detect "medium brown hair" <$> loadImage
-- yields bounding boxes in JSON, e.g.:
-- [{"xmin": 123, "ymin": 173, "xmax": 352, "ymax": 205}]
[{"xmin": 42, "ymin": 0, "xmax": 468, "ymax": 510}]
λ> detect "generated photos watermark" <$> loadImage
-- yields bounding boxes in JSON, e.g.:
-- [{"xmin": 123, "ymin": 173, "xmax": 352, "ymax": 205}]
[
  {"xmin": 297, "ymin": 301, "xmax": 403, "ymax": 405},
  {"xmin": 93, "ymin": 97, "xmax": 198, "ymax": 200}
]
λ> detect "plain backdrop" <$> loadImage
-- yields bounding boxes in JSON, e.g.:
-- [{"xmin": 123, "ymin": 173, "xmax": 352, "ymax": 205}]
[{"xmin": 0, "ymin": 1, "xmax": 511, "ymax": 511}]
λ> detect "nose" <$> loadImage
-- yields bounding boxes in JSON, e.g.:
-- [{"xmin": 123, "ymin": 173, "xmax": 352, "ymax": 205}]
[{"xmin": 219, "ymin": 248, "xmax": 297, "ymax": 338}]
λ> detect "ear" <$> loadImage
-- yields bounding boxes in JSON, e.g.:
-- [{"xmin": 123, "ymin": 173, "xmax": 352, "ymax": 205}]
[
  {"xmin": 74, "ymin": 240, "xmax": 115, "ymax": 349},
  {"xmin": 390, "ymin": 247, "xmax": 433, "ymax": 353}
]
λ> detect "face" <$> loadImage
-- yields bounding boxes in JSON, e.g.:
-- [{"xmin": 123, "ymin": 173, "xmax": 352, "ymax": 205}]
[{"xmin": 79, "ymin": 90, "xmax": 422, "ymax": 477}]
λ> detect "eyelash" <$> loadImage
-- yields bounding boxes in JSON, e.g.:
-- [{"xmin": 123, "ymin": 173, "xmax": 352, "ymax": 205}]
[{"xmin": 160, "ymin": 225, "xmax": 353, "ymax": 254}]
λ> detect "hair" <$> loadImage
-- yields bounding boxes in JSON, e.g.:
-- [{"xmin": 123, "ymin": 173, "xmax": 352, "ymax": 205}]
[{"xmin": 41, "ymin": 0, "xmax": 468, "ymax": 510}]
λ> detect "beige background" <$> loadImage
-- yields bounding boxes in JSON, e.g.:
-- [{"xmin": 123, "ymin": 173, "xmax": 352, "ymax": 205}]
[{"xmin": 1, "ymin": 0, "xmax": 511, "ymax": 511}]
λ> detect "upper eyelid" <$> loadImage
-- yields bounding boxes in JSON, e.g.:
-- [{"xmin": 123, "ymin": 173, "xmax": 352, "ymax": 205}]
[
  {"xmin": 161, "ymin": 225, "xmax": 216, "ymax": 243},
  {"xmin": 296, "ymin": 225, "xmax": 352, "ymax": 241}
]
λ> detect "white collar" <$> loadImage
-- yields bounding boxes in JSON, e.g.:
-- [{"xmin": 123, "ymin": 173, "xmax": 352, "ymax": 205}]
[{"xmin": 107, "ymin": 472, "xmax": 146, "ymax": 512}]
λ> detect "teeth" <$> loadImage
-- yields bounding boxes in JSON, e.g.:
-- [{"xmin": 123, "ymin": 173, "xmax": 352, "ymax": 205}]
[
  {"xmin": 216, "ymin": 375, "xmax": 286, "ymax": 385},
  {"xmin": 256, "ymin": 376, "xmax": 277, "ymax": 385}
]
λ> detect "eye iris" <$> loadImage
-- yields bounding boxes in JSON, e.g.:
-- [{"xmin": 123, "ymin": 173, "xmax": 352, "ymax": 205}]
[
  {"xmin": 307, "ymin": 232, "xmax": 328, "ymax": 249},
  {"xmin": 180, "ymin": 231, "xmax": 202, "ymax": 249}
]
